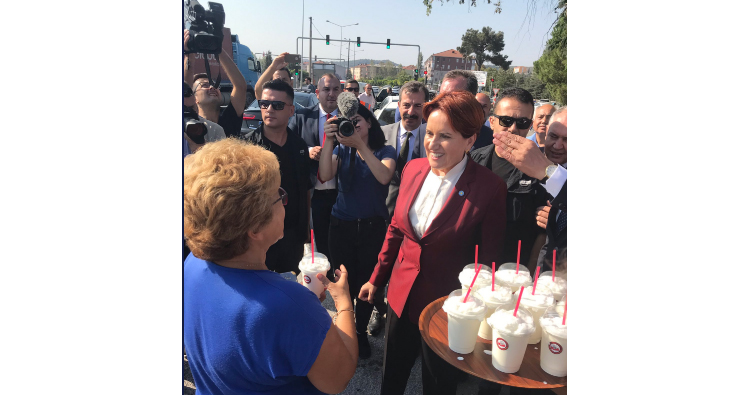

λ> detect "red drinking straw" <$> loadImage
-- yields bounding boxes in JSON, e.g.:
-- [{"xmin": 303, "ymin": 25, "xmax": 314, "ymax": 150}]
[
  {"xmin": 513, "ymin": 286, "xmax": 525, "ymax": 317},
  {"xmin": 311, "ymin": 229, "xmax": 315, "ymax": 264},
  {"xmin": 463, "ymin": 268, "xmax": 481, "ymax": 303},
  {"xmin": 562, "ymin": 299, "xmax": 567, "ymax": 325},
  {"xmin": 475, "ymin": 245, "xmax": 478, "ymax": 271},
  {"xmin": 532, "ymin": 267, "xmax": 540, "ymax": 295},
  {"xmin": 516, "ymin": 240, "xmax": 521, "ymax": 273},
  {"xmin": 552, "ymin": 249, "xmax": 557, "ymax": 281},
  {"xmin": 492, "ymin": 262, "xmax": 496, "ymax": 291}
]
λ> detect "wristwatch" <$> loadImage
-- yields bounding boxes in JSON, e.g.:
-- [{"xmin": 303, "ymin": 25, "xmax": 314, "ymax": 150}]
[{"xmin": 541, "ymin": 164, "xmax": 558, "ymax": 182}]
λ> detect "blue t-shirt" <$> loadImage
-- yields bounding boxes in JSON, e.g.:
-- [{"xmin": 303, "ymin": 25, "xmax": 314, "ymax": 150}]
[
  {"xmin": 331, "ymin": 144, "xmax": 397, "ymax": 221},
  {"xmin": 183, "ymin": 254, "xmax": 332, "ymax": 395}
]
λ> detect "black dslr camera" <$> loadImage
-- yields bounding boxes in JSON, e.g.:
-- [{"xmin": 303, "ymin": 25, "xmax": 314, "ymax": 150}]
[
  {"xmin": 185, "ymin": 1, "xmax": 225, "ymax": 55},
  {"xmin": 332, "ymin": 118, "xmax": 355, "ymax": 137}
]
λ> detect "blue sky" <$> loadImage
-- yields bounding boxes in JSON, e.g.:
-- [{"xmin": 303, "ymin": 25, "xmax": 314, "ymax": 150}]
[{"xmin": 207, "ymin": 0, "xmax": 560, "ymax": 68}]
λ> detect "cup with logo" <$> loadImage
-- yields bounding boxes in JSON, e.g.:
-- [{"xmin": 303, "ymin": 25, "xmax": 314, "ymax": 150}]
[
  {"xmin": 298, "ymin": 252, "xmax": 330, "ymax": 297},
  {"xmin": 539, "ymin": 305, "xmax": 567, "ymax": 377},
  {"xmin": 486, "ymin": 305, "xmax": 535, "ymax": 373},
  {"xmin": 475, "ymin": 284, "xmax": 514, "ymax": 340}
]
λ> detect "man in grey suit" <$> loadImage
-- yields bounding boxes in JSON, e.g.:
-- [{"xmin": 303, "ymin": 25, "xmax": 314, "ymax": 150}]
[
  {"xmin": 367, "ymin": 80, "xmax": 428, "ymax": 336},
  {"xmin": 382, "ymin": 80, "xmax": 429, "ymax": 219}
]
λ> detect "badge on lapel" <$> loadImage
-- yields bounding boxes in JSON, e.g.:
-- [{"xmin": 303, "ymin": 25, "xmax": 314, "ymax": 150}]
[{"xmin": 458, "ymin": 190, "xmax": 465, "ymax": 197}]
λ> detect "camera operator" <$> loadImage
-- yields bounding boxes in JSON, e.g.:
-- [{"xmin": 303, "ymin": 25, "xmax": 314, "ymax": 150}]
[
  {"xmin": 317, "ymin": 94, "xmax": 396, "ymax": 359},
  {"xmin": 183, "ymin": 29, "xmax": 247, "ymax": 139},
  {"xmin": 183, "ymin": 81, "xmax": 225, "ymax": 158}
]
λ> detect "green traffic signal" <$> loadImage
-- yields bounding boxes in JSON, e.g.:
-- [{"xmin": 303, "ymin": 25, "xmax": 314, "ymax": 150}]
[
  {"xmin": 357, "ymin": 37, "xmax": 360, "ymax": 47},
  {"xmin": 326, "ymin": 35, "xmax": 330, "ymax": 45},
  {"xmin": 386, "ymin": 39, "xmax": 390, "ymax": 49}
]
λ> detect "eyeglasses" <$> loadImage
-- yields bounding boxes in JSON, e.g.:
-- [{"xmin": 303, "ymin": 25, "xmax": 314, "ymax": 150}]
[
  {"xmin": 258, "ymin": 100, "xmax": 292, "ymax": 110},
  {"xmin": 273, "ymin": 187, "xmax": 288, "ymax": 206},
  {"xmin": 492, "ymin": 115, "xmax": 533, "ymax": 129},
  {"xmin": 344, "ymin": 87, "xmax": 360, "ymax": 93},
  {"xmin": 195, "ymin": 82, "xmax": 212, "ymax": 90}
]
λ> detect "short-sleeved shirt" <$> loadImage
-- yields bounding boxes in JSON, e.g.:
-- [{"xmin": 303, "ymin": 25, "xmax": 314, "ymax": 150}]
[
  {"xmin": 183, "ymin": 254, "xmax": 331, "ymax": 395},
  {"xmin": 218, "ymin": 101, "xmax": 243, "ymax": 139},
  {"xmin": 331, "ymin": 144, "xmax": 397, "ymax": 221}
]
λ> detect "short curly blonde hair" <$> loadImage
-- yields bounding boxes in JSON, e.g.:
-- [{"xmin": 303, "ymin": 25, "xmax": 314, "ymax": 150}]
[{"xmin": 183, "ymin": 138, "xmax": 280, "ymax": 261}]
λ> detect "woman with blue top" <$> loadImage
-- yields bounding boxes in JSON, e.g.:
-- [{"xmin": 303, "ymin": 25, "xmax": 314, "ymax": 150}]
[
  {"xmin": 183, "ymin": 139, "xmax": 358, "ymax": 395},
  {"xmin": 318, "ymin": 103, "xmax": 397, "ymax": 359}
]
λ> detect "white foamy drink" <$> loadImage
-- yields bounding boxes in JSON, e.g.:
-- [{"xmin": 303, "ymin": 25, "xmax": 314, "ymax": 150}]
[
  {"xmin": 486, "ymin": 307, "xmax": 535, "ymax": 373},
  {"xmin": 459, "ymin": 264, "xmax": 493, "ymax": 297},
  {"xmin": 495, "ymin": 262, "xmax": 532, "ymax": 292},
  {"xmin": 475, "ymin": 285, "xmax": 514, "ymax": 340},
  {"xmin": 516, "ymin": 286, "xmax": 555, "ymax": 344},
  {"xmin": 442, "ymin": 289, "xmax": 487, "ymax": 354},
  {"xmin": 536, "ymin": 271, "xmax": 567, "ymax": 301},
  {"xmin": 298, "ymin": 253, "xmax": 330, "ymax": 297}
]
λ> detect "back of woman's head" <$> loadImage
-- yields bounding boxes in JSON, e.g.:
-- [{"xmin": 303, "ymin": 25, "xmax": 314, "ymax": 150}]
[
  {"xmin": 183, "ymin": 138, "xmax": 280, "ymax": 261},
  {"xmin": 357, "ymin": 104, "xmax": 386, "ymax": 150},
  {"xmin": 422, "ymin": 91, "xmax": 484, "ymax": 139}
]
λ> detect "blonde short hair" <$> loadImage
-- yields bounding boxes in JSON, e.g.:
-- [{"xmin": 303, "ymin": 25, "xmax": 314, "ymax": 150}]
[{"xmin": 183, "ymin": 138, "xmax": 280, "ymax": 261}]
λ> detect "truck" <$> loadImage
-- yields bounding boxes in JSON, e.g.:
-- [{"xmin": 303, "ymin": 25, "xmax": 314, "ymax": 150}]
[{"xmin": 186, "ymin": 27, "xmax": 261, "ymax": 109}]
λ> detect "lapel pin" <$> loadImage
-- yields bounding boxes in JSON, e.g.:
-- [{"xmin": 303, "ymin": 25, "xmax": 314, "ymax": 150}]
[{"xmin": 458, "ymin": 190, "xmax": 465, "ymax": 197}]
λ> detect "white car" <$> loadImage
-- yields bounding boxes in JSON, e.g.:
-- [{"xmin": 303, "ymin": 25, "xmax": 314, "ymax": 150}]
[{"xmin": 374, "ymin": 101, "xmax": 399, "ymax": 126}]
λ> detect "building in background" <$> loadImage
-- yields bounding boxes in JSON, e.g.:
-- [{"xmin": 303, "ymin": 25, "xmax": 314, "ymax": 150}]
[
  {"xmin": 424, "ymin": 49, "xmax": 474, "ymax": 90},
  {"xmin": 513, "ymin": 66, "xmax": 533, "ymax": 74}
]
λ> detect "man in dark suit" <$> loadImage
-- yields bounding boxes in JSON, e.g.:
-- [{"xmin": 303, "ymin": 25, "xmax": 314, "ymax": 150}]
[
  {"xmin": 494, "ymin": 106, "xmax": 568, "ymax": 273},
  {"xmin": 437, "ymin": 70, "xmax": 494, "ymax": 150},
  {"xmin": 288, "ymin": 73, "xmax": 342, "ymax": 258}
]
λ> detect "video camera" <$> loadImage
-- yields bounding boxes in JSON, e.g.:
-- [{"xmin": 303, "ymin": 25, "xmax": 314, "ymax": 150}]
[
  {"xmin": 184, "ymin": 82, "xmax": 208, "ymax": 144},
  {"xmin": 185, "ymin": 1, "xmax": 225, "ymax": 55}
]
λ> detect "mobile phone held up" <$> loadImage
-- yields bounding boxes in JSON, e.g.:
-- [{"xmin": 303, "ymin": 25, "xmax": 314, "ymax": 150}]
[{"xmin": 284, "ymin": 54, "xmax": 301, "ymax": 64}]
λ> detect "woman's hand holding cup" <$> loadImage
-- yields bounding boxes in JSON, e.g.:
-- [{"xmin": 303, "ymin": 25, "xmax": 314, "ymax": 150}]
[{"xmin": 319, "ymin": 264, "xmax": 353, "ymax": 312}]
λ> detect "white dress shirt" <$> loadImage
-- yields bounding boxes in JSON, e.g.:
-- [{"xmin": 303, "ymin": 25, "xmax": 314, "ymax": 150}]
[
  {"xmin": 315, "ymin": 105, "xmax": 339, "ymax": 190},
  {"xmin": 397, "ymin": 122, "xmax": 418, "ymax": 162},
  {"xmin": 409, "ymin": 155, "xmax": 469, "ymax": 239},
  {"xmin": 358, "ymin": 92, "xmax": 376, "ymax": 111},
  {"xmin": 542, "ymin": 163, "xmax": 567, "ymax": 198}
]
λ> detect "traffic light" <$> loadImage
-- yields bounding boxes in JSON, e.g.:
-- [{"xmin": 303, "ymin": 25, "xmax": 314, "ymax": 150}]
[
  {"xmin": 386, "ymin": 39, "xmax": 390, "ymax": 49},
  {"xmin": 491, "ymin": 78, "xmax": 495, "ymax": 82},
  {"xmin": 357, "ymin": 37, "xmax": 361, "ymax": 47},
  {"xmin": 414, "ymin": 69, "xmax": 418, "ymax": 77},
  {"xmin": 326, "ymin": 35, "xmax": 330, "ymax": 45},
  {"xmin": 295, "ymin": 69, "xmax": 299, "ymax": 76},
  {"xmin": 424, "ymin": 70, "xmax": 427, "ymax": 75}
]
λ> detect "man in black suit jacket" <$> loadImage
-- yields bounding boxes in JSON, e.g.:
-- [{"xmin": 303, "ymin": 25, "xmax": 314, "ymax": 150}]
[
  {"xmin": 493, "ymin": 106, "xmax": 568, "ymax": 272},
  {"xmin": 288, "ymin": 73, "xmax": 341, "ymax": 258},
  {"xmin": 437, "ymin": 70, "xmax": 493, "ymax": 151}
]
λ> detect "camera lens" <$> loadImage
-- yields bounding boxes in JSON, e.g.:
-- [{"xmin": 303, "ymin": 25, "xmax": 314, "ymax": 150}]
[{"xmin": 338, "ymin": 120, "xmax": 355, "ymax": 137}]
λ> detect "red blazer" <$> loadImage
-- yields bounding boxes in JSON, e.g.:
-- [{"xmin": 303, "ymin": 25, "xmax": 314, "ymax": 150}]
[{"xmin": 369, "ymin": 157, "xmax": 507, "ymax": 323}]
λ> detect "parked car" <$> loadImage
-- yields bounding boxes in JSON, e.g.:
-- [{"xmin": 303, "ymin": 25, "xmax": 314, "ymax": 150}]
[
  {"xmin": 391, "ymin": 86, "xmax": 400, "ymax": 95},
  {"xmin": 372, "ymin": 86, "xmax": 380, "ymax": 96},
  {"xmin": 241, "ymin": 92, "xmax": 319, "ymax": 133},
  {"xmin": 376, "ymin": 95, "xmax": 399, "ymax": 111},
  {"xmin": 374, "ymin": 101, "xmax": 399, "ymax": 126}
]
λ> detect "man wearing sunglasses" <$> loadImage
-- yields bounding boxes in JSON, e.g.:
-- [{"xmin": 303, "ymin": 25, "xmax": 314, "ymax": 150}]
[
  {"xmin": 254, "ymin": 52, "xmax": 306, "ymax": 112},
  {"xmin": 470, "ymin": 87, "xmax": 551, "ymax": 268},
  {"xmin": 242, "ymin": 79, "xmax": 312, "ymax": 274}
]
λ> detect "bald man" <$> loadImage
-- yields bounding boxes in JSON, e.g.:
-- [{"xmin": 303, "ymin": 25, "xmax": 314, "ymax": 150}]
[
  {"xmin": 476, "ymin": 92, "xmax": 492, "ymax": 127},
  {"xmin": 528, "ymin": 103, "xmax": 556, "ymax": 151}
]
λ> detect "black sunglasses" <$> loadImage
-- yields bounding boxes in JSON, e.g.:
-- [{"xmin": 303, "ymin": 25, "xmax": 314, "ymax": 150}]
[
  {"xmin": 273, "ymin": 187, "xmax": 288, "ymax": 206},
  {"xmin": 344, "ymin": 87, "xmax": 359, "ymax": 92},
  {"xmin": 493, "ymin": 115, "xmax": 533, "ymax": 129},
  {"xmin": 258, "ymin": 100, "xmax": 292, "ymax": 110}
]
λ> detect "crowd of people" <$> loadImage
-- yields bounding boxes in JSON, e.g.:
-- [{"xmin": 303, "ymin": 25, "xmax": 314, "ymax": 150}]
[{"xmin": 183, "ymin": 48, "xmax": 568, "ymax": 394}]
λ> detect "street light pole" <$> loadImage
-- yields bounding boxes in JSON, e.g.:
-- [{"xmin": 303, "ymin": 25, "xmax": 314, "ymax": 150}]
[{"xmin": 326, "ymin": 20, "xmax": 358, "ymax": 78}]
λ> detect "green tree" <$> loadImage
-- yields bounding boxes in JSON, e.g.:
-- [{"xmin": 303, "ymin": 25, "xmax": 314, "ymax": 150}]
[
  {"xmin": 259, "ymin": 51, "xmax": 273, "ymax": 73},
  {"xmin": 417, "ymin": 51, "xmax": 424, "ymax": 71},
  {"xmin": 533, "ymin": 1, "xmax": 566, "ymax": 104},
  {"xmin": 456, "ymin": 27, "xmax": 512, "ymax": 71},
  {"xmin": 422, "ymin": 0, "xmax": 501, "ymax": 16}
]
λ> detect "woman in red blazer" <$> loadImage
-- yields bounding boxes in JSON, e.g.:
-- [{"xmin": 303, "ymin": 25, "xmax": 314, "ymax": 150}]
[{"xmin": 359, "ymin": 91, "xmax": 508, "ymax": 395}]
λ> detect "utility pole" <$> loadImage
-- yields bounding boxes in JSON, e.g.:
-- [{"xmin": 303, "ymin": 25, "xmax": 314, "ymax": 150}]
[
  {"xmin": 309, "ymin": 17, "xmax": 313, "ymax": 85},
  {"xmin": 347, "ymin": 39, "xmax": 351, "ymax": 79}
]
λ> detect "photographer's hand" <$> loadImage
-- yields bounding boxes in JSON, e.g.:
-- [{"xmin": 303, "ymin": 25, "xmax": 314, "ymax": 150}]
[
  {"xmin": 317, "ymin": 117, "xmax": 340, "ymax": 183},
  {"xmin": 254, "ymin": 52, "xmax": 290, "ymax": 104}
]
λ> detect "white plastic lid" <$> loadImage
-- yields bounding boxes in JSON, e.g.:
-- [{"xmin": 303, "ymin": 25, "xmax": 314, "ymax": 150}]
[
  {"xmin": 540, "ymin": 305, "xmax": 567, "ymax": 338},
  {"xmin": 475, "ymin": 284, "xmax": 513, "ymax": 305},
  {"xmin": 537, "ymin": 271, "xmax": 567, "ymax": 295},
  {"xmin": 487, "ymin": 306, "xmax": 535, "ymax": 336},
  {"xmin": 298, "ymin": 252, "xmax": 330, "ymax": 272},
  {"xmin": 517, "ymin": 286, "xmax": 555, "ymax": 309},
  {"xmin": 442, "ymin": 289, "xmax": 487, "ymax": 320},
  {"xmin": 458, "ymin": 266, "xmax": 493, "ymax": 288}
]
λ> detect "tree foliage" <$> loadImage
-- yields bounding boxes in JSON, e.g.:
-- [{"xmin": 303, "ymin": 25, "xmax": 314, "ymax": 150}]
[
  {"xmin": 485, "ymin": 68, "xmax": 550, "ymax": 99},
  {"xmin": 533, "ymin": 1, "xmax": 566, "ymax": 104},
  {"xmin": 417, "ymin": 52, "xmax": 424, "ymax": 70},
  {"xmin": 422, "ymin": 0, "xmax": 502, "ymax": 16},
  {"xmin": 456, "ymin": 27, "xmax": 512, "ymax": 71},
  {"xmin": 259, "ymin": 51, "xmax": 273, "ymax": 73}
]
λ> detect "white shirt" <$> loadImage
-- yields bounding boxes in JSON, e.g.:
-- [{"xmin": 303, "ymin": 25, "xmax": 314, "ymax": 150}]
[
  {"xmin": 358, "ymin": 92, "xmax": 376, "ymax": 111},
  {"xmin": 542, "ymin": 163, "xmax": 567, "ymax": 198},
  {"xmin": 315, "ymin": 105, "xmax": 339, "ymax": 190},
  {"xmin": 397, "ymin": 122, "xmax": 418, "ymax": 162},
  {"xmin": 409, "ymin": 155, "xmax": 469, "ymax": 239}
]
